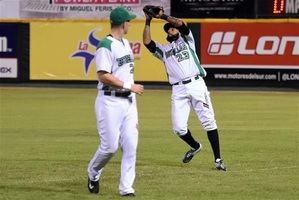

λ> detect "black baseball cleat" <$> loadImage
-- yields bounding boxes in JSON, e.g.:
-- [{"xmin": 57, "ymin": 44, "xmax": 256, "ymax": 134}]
[
  {"xmin": 182, "ymin": 143, "xmax": 202, "ymax": 163},
  {"xmin": 215, "ymin": 158, "xmax": 227, "ymax": 171},
  {"xmin": 87, "ymin": 177, "xmax": 99, "ymax": 193},
  {"xmin": 121, "ymin": 193, "xmax": 136, "ymax": 197}
]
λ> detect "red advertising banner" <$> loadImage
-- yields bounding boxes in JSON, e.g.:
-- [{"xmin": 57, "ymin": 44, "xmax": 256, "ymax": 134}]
[{"xmin": 201, "ymin": 23, "xmax": 299, "ymax": 69}]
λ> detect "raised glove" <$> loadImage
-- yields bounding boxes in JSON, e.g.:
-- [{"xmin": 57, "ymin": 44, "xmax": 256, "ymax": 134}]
[{"xmin": 143, "ymin": 5, "xmax": 164, "ymax": 18}]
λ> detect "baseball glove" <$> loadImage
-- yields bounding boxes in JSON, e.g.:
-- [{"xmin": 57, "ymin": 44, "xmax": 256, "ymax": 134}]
[{"xmin": 143, "ymin": 5, "xmax": 164, "ymax": 18}]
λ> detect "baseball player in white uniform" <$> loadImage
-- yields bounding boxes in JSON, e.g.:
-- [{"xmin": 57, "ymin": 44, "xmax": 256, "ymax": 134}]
[
  {"xmin": 143, "ymin": 8, "xmax": 226, "ymax": 171},
  {"xmin": 87, "ymin": 7, "xmax": 144, "ymax": 197}
]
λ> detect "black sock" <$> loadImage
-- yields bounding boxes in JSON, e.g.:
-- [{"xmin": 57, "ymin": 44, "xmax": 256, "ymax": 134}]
[
  {"xmin": 207, "ymin": 129, "xmax": 221, "ymax": 161},
  {"xmin": 179, "ymin": 130, "xmax": 200, "ymax": 149}
]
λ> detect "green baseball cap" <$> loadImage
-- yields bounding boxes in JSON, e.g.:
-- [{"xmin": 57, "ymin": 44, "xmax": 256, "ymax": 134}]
[{"xmin": 110, "ymin": 7, "xmax": 136, "ymax": 25}]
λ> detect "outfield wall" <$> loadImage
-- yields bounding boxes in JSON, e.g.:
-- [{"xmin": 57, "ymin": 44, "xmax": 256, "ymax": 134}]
[{"xmin": 0, "ymin": 19, "xmax": 298, "ymax": 88}]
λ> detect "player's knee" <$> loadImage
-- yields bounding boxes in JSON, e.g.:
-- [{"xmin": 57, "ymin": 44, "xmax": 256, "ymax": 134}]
[
  {"xmin": 202, "ymin": 119, "xmax": 217, "ymax": 131},
  {"xmin": 173, "ymin": 128, "xmax": 188, "ymax": 136},
  {"xmin": 104, "ymin": 143, "xmax": 119, "ymax": 154},
  {"xmin": 122, "ymin": 148, "xmax": 137, "ymax": 159},
  {"xmin": 123, "ymin": 141, "xmax": 137, "ymax": 154},
  {"xmin": 120, "ymin": 140, "xmax": 137, "ymax": 161}
]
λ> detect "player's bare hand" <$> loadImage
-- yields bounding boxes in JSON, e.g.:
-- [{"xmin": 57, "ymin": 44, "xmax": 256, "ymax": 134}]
[
  {"xmin": 156, "ymin": 7, "xmax": 164, "ymax": 18},
  {"xmin": 131, "ymin": 84, "xmax": 144, "ymax": 95},
  {"xmin": 144, "ymin": 12, "xmax": 152, "ymax": 21}
]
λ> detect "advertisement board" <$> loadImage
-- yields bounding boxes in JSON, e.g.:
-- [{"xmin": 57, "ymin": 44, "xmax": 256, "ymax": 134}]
[
  {"xmin": 19, "ymin": 0, "xmax": 170, "ymax": 19},
  {"xmin": 0, "ymin": 23, "xmax": 18, "ymax": 79},
  {"xmin": 201, "ymin": 23, "xmax": 299, "ymax": 68},
  {"xmin": 200, "ymin": 23, "xmax": 299, "ymax": 87},
  {"xmin": 30, "ymin": 21, "xmax": 299, "ymax": 87},
  {"xmin": 30, "ymin": 21, "xmax": 169, "ymax": 81}
]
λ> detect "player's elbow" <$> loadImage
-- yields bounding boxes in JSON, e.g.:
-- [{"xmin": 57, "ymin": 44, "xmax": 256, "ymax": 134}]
[
  {"xmin": 177, "ymin": 19, "xmax": 183, "ymax": 27},
  {"xmin": 143, "ymin": 38, "xmax": 151, "ymax": 45},
  {"xmin": 97, "ymin": 71, "xmax": 111, "ymax": 83},
  {"xmin": 144, "ymin": 40, "xmax": 156, "ymax": 53}
]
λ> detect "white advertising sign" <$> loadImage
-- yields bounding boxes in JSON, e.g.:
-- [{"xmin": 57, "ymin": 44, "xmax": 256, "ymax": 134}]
[
  {"xmin": 0, "ymin": 59, "xmax": 18, "ymax": 78},
  {"xmin": 0, "ymin": 0, "xmax": 170, "ymax": 19}
]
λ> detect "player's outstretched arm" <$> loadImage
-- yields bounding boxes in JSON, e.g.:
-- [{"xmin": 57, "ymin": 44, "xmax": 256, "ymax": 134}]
[
  {"xmin": 143, "ymin": 12, "xmax": 157, "ymax": 54},
  {"xmin": 143, "ymin": 13, "xmax": 152, "ymax": 45},
  {"xmin": 161, "ymin": 15, "xmax": 183, "ymax": 28},
  {"xmin": 158, "ymin": 12, "xmax": 189, "ymax": 35},
  {"xmin": 143, "ymin": 5, "xmax": 183, "ymax": 28}
]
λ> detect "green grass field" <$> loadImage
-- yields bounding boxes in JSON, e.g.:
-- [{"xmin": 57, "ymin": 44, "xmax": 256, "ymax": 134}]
[{"xmin": 0, "ymin": 87, "xmax": 298, "ymax": 200}]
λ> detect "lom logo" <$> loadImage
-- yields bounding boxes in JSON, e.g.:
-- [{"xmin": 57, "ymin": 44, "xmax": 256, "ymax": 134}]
[
  {"xmin": 208, "ymin": 31, "xmax": 299, "ymax": 56},
  {"xmin": 0, "ymin": 37, "xmax": 12, "ymax": 53},
  {"xmin": 237, "ymin": 36, "xmax": 299, "ymax": 55},
  {"xmin": 208, "ymin": 32, "xmax": 235, "ymax": 55}
]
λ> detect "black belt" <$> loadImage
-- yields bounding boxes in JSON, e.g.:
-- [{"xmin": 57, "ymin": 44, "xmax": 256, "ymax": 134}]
[
  {"xmin": 172, "ymin": 75, "xmax": 200, "ymax": 86},
  {"xmin": 103, "ymin": 91, "xmax": 131, "ymax": 98}
]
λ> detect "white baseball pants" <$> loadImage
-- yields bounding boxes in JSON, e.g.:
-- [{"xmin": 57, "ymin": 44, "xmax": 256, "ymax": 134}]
[
  {"xmin": 171, "ymin": 78, "xmax": 217, "ymax": 135},
  {"xmin": 87, "ymin": 92, "xmax": 139, "ymax": 195}
]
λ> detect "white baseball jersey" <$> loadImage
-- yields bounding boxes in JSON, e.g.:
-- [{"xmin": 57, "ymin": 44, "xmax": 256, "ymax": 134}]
[
  {"xmin": 95, "ymin": 35, "xmax": 134, "ymax": 90},
  {"xmin": 88, "ymin": 35, "xmax": 138, "ymax": 195},
  {"xmin": 153, "ymin": 31, "xmax": 207, "ymax": 84},
  {"xmin": 149, "ymin": 28, "xmax": 217, "ymax": 134}
]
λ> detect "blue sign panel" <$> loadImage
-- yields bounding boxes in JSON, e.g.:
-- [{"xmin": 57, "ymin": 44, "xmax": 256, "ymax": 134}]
[{"xmin": 0, "ymin": 23, "xmax": 18, "ymax": 58}]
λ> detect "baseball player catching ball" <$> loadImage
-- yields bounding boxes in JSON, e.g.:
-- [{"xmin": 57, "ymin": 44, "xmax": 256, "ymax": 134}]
[
  {"xmin": 143, "ymin": 5, "xmax": 226, "ymax": 171},
  {"xmin": 87, "ymin": 6, "xmax": 144, "ymax": 197}
]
